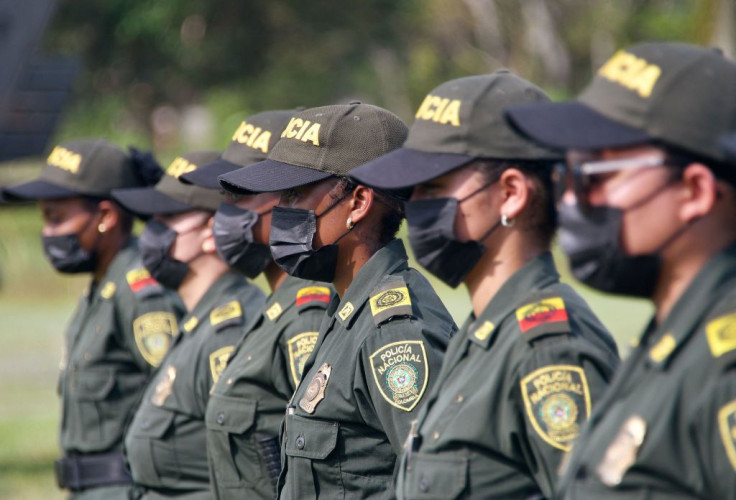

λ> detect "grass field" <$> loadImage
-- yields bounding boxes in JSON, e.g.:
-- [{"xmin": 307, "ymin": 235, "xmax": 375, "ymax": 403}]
[{"xmin": 0, "ymin": 200, "xmax": 652, "ymax": 498}]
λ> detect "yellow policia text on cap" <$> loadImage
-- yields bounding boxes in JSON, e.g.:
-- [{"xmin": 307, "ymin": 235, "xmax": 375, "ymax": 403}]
[
  {"xmin": 47, "ymin": 146, "xmax": 83, "ymax": 174},
  {"xmin": 597, "ymin": 50, "xmax": 663, "ymax": 98},
  {"xmin": 414, "ymin": 94, "xmax": 461, "ymax": 126},
  {"xmin": 231, "ymin": 121, "xmax": 273, "ymax": 153},
  {"xmin": 280, "ymin": 117, "xmax": 321, "ymax": 146},
  {"xmin": 166, "ymin": 157, "xmax": 199, "ymax": 179}
]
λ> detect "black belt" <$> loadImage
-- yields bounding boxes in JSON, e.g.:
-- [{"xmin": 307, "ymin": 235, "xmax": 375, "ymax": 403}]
[{"xmin": 54, "ymin": 452, "xmax": 132, "ymax": 491}]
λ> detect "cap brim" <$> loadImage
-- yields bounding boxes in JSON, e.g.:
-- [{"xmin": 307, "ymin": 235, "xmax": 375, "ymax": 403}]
[
  {"xmin": 180, "ymin": 159, "xmax": 241, "ymax": 189},
  {"xmin": 112, "ymin": 187, "xmax": 193, "ymax": 216},
  {"xmin": 219, "ymin": 159, "xmax": 333, "ymax": 194},
  {"xmin": 505, "ymin": 101, "xmax": 651, "ymax": 150},
  {"xmin": 720, "ymin": 133, "xmax": 736, "ymax": 163},
  {"xmin": 350, "ymin": 148, "xmax": 474, "ymax": 189},
  {"xmin": 3, "ymin": 179, "xmax": 81, "ymax": 201}
]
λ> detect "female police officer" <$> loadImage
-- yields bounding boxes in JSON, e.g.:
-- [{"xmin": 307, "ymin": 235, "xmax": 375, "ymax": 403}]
[
  {"xmin": 179, "ymin": 109, "xmax": 335, "ymax": 499},
  {"xmin": 3, "ymin": 139, "xmax": 184, "ymax": 499},
  {"xmin": 218, "ymin": 102, "xmax": 456, "ymax": 499},
  {"xmin": 351, "ymin": 72, "xmax": 620, "ymax": 499},
  {"xmin": 507, "ymin": 41, "xmax": 736, "ymax": 499},
  {"xmin": 113, "ymin": 150, "xmax": 265, "ymax": 498}
]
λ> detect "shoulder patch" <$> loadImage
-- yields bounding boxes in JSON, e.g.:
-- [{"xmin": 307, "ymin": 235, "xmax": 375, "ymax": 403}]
[
  {"xmin": 706, "ymin": 312, "xmax": 736, "ymax": 358},
  {"xmin": 369, "ymin": 340, "xmax": 428, "ymax": 412},
  {"xmin": 126, "ymin": 268, "xmax": 163, "ymax": 298},
  {"xmin": 296, "ymin": 286, "xmax": 331, "ymax": 308},
  {"xmin": 100, "ymin": 282, "xmax": 116, "ymax": 299},
  {"xmin": 133, "ymin": 312, "xmax": 178, "ymax": 367},
  {"xmin": 520, "ymin": 365, "xmax": 591, "ymax": 451},
  {"xmin": 516, "ymin": 297, "xmax": 571, "ymax": 340},
  {"xmin": 369, "ymin": 278, "xmax": 413, "ymax": 326},
  {"xmin": 210, "ymin": 301, "xmax": 243, "ymax": 331},
  {"xmin": 209, "ymin": 345, "xmax": 235, "ymax": 384},
  {"xmin": 287, "ymin": 331, "xmax": 319, "ymax": 385},
  {"xmin": 718, "ymin": 400, "xmax": 736, "ymax": 472}
]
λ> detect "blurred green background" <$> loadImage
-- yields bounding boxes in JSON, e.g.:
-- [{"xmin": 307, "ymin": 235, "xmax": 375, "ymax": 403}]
[{"xmin": 1, "ymin": 0, "xmax": 733, "ymax": 497}]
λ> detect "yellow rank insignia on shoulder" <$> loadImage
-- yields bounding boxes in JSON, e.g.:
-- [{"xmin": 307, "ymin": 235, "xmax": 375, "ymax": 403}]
[
  {"xmin": 209, "ymin": 346, "xmax": 235, "ymax": 384},
  {"xmin": 133, "ymin": 312, "xmax": 177, "ymax": 367},
  {"xmin": 369, "ymin": 279, "xmax": 412, "ymax": 326},
  {"xmin": 718, "ymin": 400, "xmax": 736, "ymax": 472},
  {"xmin": 369, "ymin": 340, "xmax": 428, "ymax": 412},
  {"xmin": 287, "ymin": 331, "xmax": 319, "ymax": 385},
  {"xmin": 100, "ymin": 282, "xmax": 116, "ymax": 299},
  {"xmin": 706, "ymin": 312, "xmax": 736, "ymax": 358},
  {"xmin": 210, "ymin": 301, "xmax": 242, "ymax": 330},
  {"xmin": 520, "ymin": 365, "xmax": 591, "ymax": 451}
]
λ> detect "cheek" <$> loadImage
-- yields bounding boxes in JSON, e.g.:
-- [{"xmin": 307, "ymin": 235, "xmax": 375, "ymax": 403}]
[
  {"xmin": 453, "ymin": 193, "xmax": 498, "ymax": 241},
  {"xmin": 620, "ymin": 193, "xmax": 679, "ymax": 254},
  {"xmin": 254, "ymin": 213, "xmax": 271, "ymax": 245},
  {"xmin": 170, "ymin": 233, "xmax": 200, "ymax": 262}
]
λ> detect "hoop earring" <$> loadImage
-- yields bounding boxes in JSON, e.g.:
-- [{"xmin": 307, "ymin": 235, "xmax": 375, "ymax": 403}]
[
  {"xmin": 501, "ymin": 214, "xmax": 515, "ymax": 228},
  {"xmin": 346, "ymin": 217, "xmax": 354, "ymax": 230}
]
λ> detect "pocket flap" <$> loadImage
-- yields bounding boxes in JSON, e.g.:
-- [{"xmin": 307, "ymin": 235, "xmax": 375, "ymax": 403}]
[
  {"xmin": 205, "ymin": 393, "xmax": 257, "ymax": 434},
  {"xmin": 284, "ymin": 414, "xmax": 338, "ymax": 460},
  {"xmin": 405, "ymin": 453, "xmax": 467, "ymax": 499},
  {"xmin": 71, "ymin": 368, "xmax": 116, "ymax": 401},
  {"xmin": 134, "ymin": 406, "xmax": 175, "ymax": 439}
]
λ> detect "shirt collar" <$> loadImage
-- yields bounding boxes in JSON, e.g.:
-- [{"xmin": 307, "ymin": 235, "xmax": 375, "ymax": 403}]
[{"xmin": 179, "ymin": 271, "xmax": 245, "ymax": 335}]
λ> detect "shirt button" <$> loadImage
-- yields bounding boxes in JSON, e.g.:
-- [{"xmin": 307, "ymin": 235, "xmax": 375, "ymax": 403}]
[
  {"xmin": 455, "ymin": 393, "xmax": 464, "ymax": 403},
  {"xmin": 227, "ymin": 378, "xmax": 233, "ymax": 385},
  {"xmin": 216, "ymin": 412, "xmax": 225, "ymax": 425},
  {"xmin": 432, "ymin": 431, "xmax": 440, "ymax": 440},
  {"xmin": 246, "ymin": 356, "xmax": 252, "ymax": 361},
  {"xmin": 296, "ymin": 435, "xmax": 305, "ymax": 449},
  {"xmin": 418, "ymin": 475, "xmax": 430, "ymax": 492}
]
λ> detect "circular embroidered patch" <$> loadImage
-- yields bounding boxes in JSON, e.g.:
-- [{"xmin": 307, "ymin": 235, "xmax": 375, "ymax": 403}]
[
  {"xmin": 540, "ymin": 392, "xmax": 578, "ymax": 431},
  {"xmin": 387, "ymin": 362, "xmax": 418, "ymax": 396},
  {"xmin": 376, "ymin": 289, "xmax": 405, "ymax": 308}
]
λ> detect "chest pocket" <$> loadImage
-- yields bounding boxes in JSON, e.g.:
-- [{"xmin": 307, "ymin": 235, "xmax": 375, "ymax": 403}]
[
  {"xmin": 403, "ymin": 453, "xmax": 468, "ymax": 499},
  {"xmin": 285, "ymin": 414, "xmax": 338, "ymax": 460},
  {"xmin": 205, "ymin": 394, "xmax": 257, "ymax": 434},
  {"xmin": 126, "ymin": 407, "xmax": 176, "ymax": 486},
  {"xmin": 70, "ymin": 368, "xmax": 116, "ymax": 401},
  {"xmin": 282, "ymin": 414, "xmax": 340, "ymax": 498}
]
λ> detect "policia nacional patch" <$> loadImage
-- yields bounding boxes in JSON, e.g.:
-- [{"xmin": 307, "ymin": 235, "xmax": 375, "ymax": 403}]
[
  {"xmin": 209, "ymin": 346, "xmax": 235, "ymax": 384},
  {"xmin": 520, "ymin": 365, "xmax": 591, "ymax": 451},
  {"xmin": 133, "ymin": 312, "xmax": 178, "ymax": 367},
  {"xmin": 718, "ymin": 400, "xmax": 736, "ymax": 472},
  {"xmin": 287, "ymin": 331, "xmax": 319, "ymax": 385},
  {"xmin": 369, "ymin": 340, "xmax": 428, "ymax": 412}
]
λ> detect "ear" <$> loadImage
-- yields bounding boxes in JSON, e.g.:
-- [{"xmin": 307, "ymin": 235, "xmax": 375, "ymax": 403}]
[
  {"xmin": 348, "ymin": 185, "xmax": 374, "ymax": 224},
  {"xmin": 96, "ymin": 200, "xmax": 120, "ymax": 232},
  {"xmin": 497, "ymin": 168, "xmax": 530, "ymax": 221},
  {"xmin": 201, "ymin": 216, "xmax": 217, "ymax": 254},
  {"xmin": 678, "ymin": 163, "xmax": 717, "ymax": 222}
]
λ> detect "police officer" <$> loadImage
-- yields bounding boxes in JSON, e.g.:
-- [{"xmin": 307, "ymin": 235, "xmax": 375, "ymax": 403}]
[
  {"xmin": 218, "ymin": 102, "xmax": 456, "ymax": 498},
  {"xmin": 113, "ymin": 151, "xmax": 266, "ymax": 498},
  {"xmin": 180, "ymin": 110, "xmax": 335, "ymax": 498},
  {"xmin": 3, "ymin": 140, "xmax": 184, "ymax": 499},
  {"xmin": 351, "ymin": 72, "xmax": 620, "ymax": 499},
  {"xmin": 507, "ymin": 41, "xmax": 736, "ymax": 499}
]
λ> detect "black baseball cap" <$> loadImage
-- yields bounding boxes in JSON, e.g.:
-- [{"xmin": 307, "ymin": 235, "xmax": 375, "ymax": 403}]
[
  {"xmin": 4, "ymin": 138, "xmax": 148, "ymax": 201},
  {"xmin": 112, "ymin": 150, "xmax": 222, "ymax": 216},
  {"xmin": 181, "ymin": 110, "xmax": 293, "ymax": 189},
  {"xmin": 218, "ymin": 102, "xmax": 408, "ymax": 193},
  {"xmin": 350, "ymin": 71, "xmax": 561, "ymax": 189},
  {"xmin": 721, "ymin": 132, "xmax": 736, "ymax": 164},
  {"xmin": 506, "ymin": 42, "xmax": 736, "ymax": 162}
]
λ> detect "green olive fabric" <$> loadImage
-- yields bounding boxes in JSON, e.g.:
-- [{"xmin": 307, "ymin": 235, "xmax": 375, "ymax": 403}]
[
  {"xmin": 557, "ymin": 245, "xmax": 736, "ymax": 499},
  {"xmin": 395, "ymin": 252, "xmax": 620, "ymax": 499},
  {"xmin": 60, "ymin": 238, "xmax": 184, "ymax": 499},
  {"xmin": 125, "ymin": 271, "xmax": 265, "ymax": 498},
  {"xmin": 276, "ymin": 239, "xmax": 457, "ymax": 499},
  {"xmin": 206, "ymin": 276, "xmax": 334, "ymax": 499}
]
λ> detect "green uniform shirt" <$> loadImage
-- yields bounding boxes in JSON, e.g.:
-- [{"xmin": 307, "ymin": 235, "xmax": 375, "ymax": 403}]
[
  {"xmin": 396, "ymin": 252, "xmax": 620, "ymax": 499},
  {"xmin": 60, "ymin": 238, "xmax": 184, "ymax": 455},
  {"xmin": 558, "ymin": 246, "xmax": 736, "ymax": 499},
  {"xmin": 206, "ymin": 276, "xmax": 334, "ymax": 499},
  {"xmin": 277, "ymin": 239, "xmax": 457, "ymax": 500},
  {"xmin": 125, "ymin": 271, "xmax": 265, "ymax": 496}
]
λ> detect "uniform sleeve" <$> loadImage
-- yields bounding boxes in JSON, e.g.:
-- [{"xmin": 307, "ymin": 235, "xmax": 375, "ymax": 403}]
[
  {"xmin": 355, "ymin": 318, "xmax": 448, "ymax": 455},
  {"xmin": 115, "ymin": 272, "xmax": 184, "ymax": 371},
  {"xmin": 512, "ymin": 334, "xmax": 618, "ymax": 498},
  {"xmin": 276, "ymin": 306, "xmax": 328, "ymax": 396}
]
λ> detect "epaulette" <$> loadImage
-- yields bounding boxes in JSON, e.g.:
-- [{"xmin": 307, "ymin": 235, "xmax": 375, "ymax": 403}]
[
  {"xmin": 210, "ymin": 300, "xmax": 243, "ymax": 331},
  {"xmin": 515, "ymin": 293, "xmax": 571, "ymax": 343},
  {"xmin": 296, "ymin": 286, "xmax": 331, "ymax": 310},
  {"xmin": 369, "ymin": 276, "xmax": 414, "ymax": 327},
  {"xmin": 705, "ymin": 311, "xmax": 736, "ymax": 371},
  {"xmin": 125, "ymin": 268, "xmax": 164, "ymax": 299}
]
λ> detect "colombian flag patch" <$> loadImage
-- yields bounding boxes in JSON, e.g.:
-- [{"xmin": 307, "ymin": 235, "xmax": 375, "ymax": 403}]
[
  {"xmin": 515, "ymin": 297, "xmax": 570, "ymax": 337},
  {"xmin": 296, "ymin": 286, "xmax": 331, "ymax": 307}
]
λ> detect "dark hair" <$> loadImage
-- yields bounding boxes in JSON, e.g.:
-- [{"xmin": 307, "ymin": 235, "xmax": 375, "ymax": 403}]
[
  {"xmin": 660, "ymin": 142, "xmax": 736, "ymax": 189},
  {"xmin": 330, "ymin": 177, "xmax": 405, "ymax": 251},
  {"xmin": 473, "ymin": 159, "xmax": 557, "ymax": 247},
  {"xmin": 81, "ymin": 196, "xmax": 134, "ymax": 234}
]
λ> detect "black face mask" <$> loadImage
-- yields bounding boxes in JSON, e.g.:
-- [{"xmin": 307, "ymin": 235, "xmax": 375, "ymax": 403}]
[
  {"xmin": 139, "ymin": 220, "xmax": 191, "ymax": 290},
  {"xmin": 41, "ymin": 212, "xmax": 100, "ymax": 274},
  {"xmin": 213, "ymin": 203, "xmax": 273, "ymax": 278},
  {"xmin": 406, "ymin": 182, "xmax": 500, "ymax": 288},
  {"xmin": 269, "ymin": 194, "xmax": 352, "ymax": 283},
  {"xmin": 558, "ymin": 180, "xmax": 691, "ymax": 298}
]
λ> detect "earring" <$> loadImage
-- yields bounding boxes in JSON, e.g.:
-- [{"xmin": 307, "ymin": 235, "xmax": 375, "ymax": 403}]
[
  {"xmin": 346, "ymin": 217, "xmax": 354, "ymax": 230},
  {"xmin": 501, "ymin": 214, "xmax": 515, "ymax": 228},
  {"xmin": 98, "ymin": 223, "xmax": 107, "ymax": 233}
]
